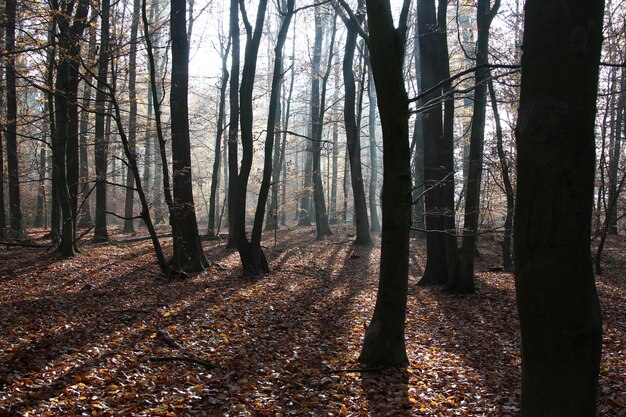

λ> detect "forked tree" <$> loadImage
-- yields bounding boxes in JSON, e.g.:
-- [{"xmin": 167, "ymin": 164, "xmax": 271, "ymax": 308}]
[{"xmin": 357, "ymin": 0, "xmax": 411, "ymax": 366}]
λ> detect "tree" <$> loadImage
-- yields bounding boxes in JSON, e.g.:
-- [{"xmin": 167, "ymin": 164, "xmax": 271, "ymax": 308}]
[
  {"xmin": 514, "ymin": 0, "xmax": 604, "ymax": 414},
  {"xmin": 340, "ymin": 2, "xmax": 372, "ymax": 245},
  {"xmin": 367, "ymin": 59, "xmax": 380, "ymax": 233},
  {"xmin": 52, "ymin": 0, "xmax": 90, "ymax": 254},
  {"xmin": 309, "ymin": 6, "xmax": 333, "ymax": 240},
  {"xmin": 417, "ymin": 0, "xmax": 459, "ymax": 286},
  {"xmin": 357, "ymin": 0, "xmax": 411, "ymax": 366},
  {"xmin": 93, "ymin": 0, "xmax": 111, "ymax": 243},
  {"xmin": 207, "ymin": 35, "xmax": 230, "ymax": 238},
  {"xmin": 170, "ymin": 0, "xmax": 209, "ymax": 272},
  {"xmin": 5, "ymin": 0, "xmax": 24, "ymax": 238},
  {"xmin": 453, "ymin": 0, "xmax": 500, "ymax": 294},
  {"xmin": 122, "ymin": 0, "xmax": 142, "ymax": 234}
]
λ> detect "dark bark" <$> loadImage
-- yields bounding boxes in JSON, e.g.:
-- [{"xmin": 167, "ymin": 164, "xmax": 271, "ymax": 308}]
[
  {"xmin": 341, "ymin": 6, "xmax": 371, "ymax": 245},
  {"xmin": 143, "ymin": 0, "xmax": 173, "ymax": 229},
  {"xmin": 231, "ymin": 0, "xmax": 269, "ymax": 275},
  {"xmin": 0, "ymin": 24, "xmax": 5, "ymax": 239},
  {"xmin": 5, "ymin": 0, "xmax": 24, "ymax": 238},
  {"xmin": 309, "ymin": 8, "xmax": 333, "ymax": 240},
  {"xmin": 417, "ymin": 0, "xmax": 447, "ymax": 285},
  {"xmin": 93, "ymin": 0, "xmax": 111, "ymax": 243},
  {"xmin": 248, "ymin": 0, "xmax": 294, "ymax": 273},
  {"xmin": 107, "ymin": 79, "xmax": 169, "ymax": 274},
  {"xmin": 77, "ymin": 12, "xmax": 97, "ymax": 229},
  {"xmin": 358, "ymin": 0, "xmax": 411, "ymax": 366},
  {"xmin": 226, "ymin": 0, "xmax": 240, "ymax": 248},
  {"xmin": 53, "ymin": 0, "xmax": 90, "ymax": 254},
  {"xmin": 454, "ymin": 0, "xmax": 500, "ymax": 294},
  {"xmin": 170, "ymin": 0, "xmax": 209, "ymax": 272},
  {"xmin": 514, "ymin": 0, "xmax": 604, "ymax": 414},
  {"xmin": 488, "ymin": 78, "xmax": 513, "ymax": 272},
  {"xmin": 208, "ymin": 38, "xmax": 230, "ymax": 237},
  {"xmin": 122, "ymin": 0, "xmax": 142, "ymax": 233},
  {"xmin": 33, "ymin": 146, "xmax": 47, "ymax": 228}
]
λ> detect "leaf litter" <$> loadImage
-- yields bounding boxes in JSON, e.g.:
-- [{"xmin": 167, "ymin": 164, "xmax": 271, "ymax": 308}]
[{"xmin": 0, "ymin": 227, "xmax": 623, "ymax": 416}]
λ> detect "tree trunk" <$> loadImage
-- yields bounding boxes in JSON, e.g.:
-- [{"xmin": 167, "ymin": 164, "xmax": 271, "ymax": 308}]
[
  {"xmin": 208, "ymin": 39, "xmax": 230, "ymax": 237},
  {"xmin": 0, "ymin": 25, "xmax": 5, "ymax": 240},
  {"xmin": 226, "ymin": 0, "xmax": 240, "ymax": 248},
  {"xmin": 5, "ymin": 0, "xmax": 24, "ymax": 238},
  {"xmin": 33, "ymin": 146, "xmax": 47, "ymax": 228},
  {"xmin": 53, "ymin": 0, "xmax": 90, "ymax": 254},
  {"xmin": 454, "ymin": 0, "xmax": 500, "ymax": 294},
  {"xmin": 514, "ymin": 1, "xmax": 604, "ymax": 414},
  {"xmin": 122, "ymin": 0, "xmax": 142, "ymax": 233},
  {"xmin": 417, "ymin": 0, "xmax": 447, "ymax": 285},
  {"xmin": 488, "ymin": 78, "xmax": 513, "ymax": 272},
  {"xmin": 358, "ymin": 0, "xmax": 411, "ymax": 366},
  {"xmin": 93, "ymin": 0, "xmax": 111, "ymax": 243},
  {"xmin": 77, "ymin": 13, "xmax": 97, "ymax": 229},
  {"xmin": 367, "ymin": 61, "xmax": 381, "ymax": 234},
  {"xmin": 170, "ymin": 0, "xmax": 208, "ymax": 272},
  {"xmin": 341, "ymin": 7, "xmax": 371, "ymax": 245}
]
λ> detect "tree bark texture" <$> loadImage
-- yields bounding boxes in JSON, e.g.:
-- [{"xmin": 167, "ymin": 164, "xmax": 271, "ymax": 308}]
[
  {"xmin": 514, "ymin": 1, "xmax": 604, "ymax": 415},
  {"xmin": 358, "ymin": 0, "xmax": 411, "ymax": 366},
  {"xmin": 170, "ymin": 0, "xmax": 208, "ymax": 272}
]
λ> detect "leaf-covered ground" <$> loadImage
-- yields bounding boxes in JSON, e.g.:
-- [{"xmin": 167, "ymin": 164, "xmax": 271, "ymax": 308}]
[{"xmin": 0, "ymin": 227, "xmax": 624, "ymax": 416}]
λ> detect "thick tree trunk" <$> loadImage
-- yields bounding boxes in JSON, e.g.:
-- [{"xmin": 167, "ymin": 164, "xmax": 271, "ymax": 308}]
[
  {"xmin": 514, "ymin": 1, "xmax": 604, "ymax": 415},
  {"xmin": 53, "ymin": 0, "xmax": 90, "ymax": 254},
  {"xmin": 93, "ymin": 0, "xmax": 111, "ymax": 243},
  {"xmin": 341, "ymin": 7, "xmax": 371, "ymax": 245},
  {"xmin": 5, "ymin": 0, "xmax": 24, "ymax": 238},
  {"xmin": 358, "ymin": 0, "xmax": 411, "ymax": 366},
  {"xmin": 170, "ymin": 0, "xmax": 208, "ymax": 272},
  {"xmin": 417, "ymin": 0, "xmax": 447, "ymax": 285}
]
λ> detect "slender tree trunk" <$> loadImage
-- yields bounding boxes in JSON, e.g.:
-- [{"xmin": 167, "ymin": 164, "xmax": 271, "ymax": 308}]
[
  {"xmin": 226, "ymin": 0, "xmax": 240, "ymax": 248},
  {"xmin": 358, "ymin": 0, "xmax": 411, "ymax": 366},
  {"xmin": 341, "ymin": 6, "xmax": 371, "ymax": 245},
  {"xmin": 514, "ymin": 1, "xmax": 604, "ymax": 414},
  {"xmin": 208, "ymin": 38, "xmax": 230, "ymax": 237},
  {"xmin": 454, "ymin": 0, "xmax": 500, "ymax": 294},
  {"xmin": 33, "ymin": 145, "xmax": 47, "ymax": 228},
  {"xmin": 77, "ymin": 12, "xmax": 97, "ymax": 229},
  {"xmin": 0, "ymin": 24, "xmax": 5, "ymax": 240},
  {"xmin": 367, "ymin": 61, "xmax": 381, "ymax": 233},
  {"xmin": 170, "ymin": 0, "xmax": 208, "ymax": 272},
  {"xmin": 93, "ymin": 0, "xmax": 111, "ymax": 242},
  {"xmin": 607, "ymin": 69, "xmax": 624, "ymax": 235},
  {"xmin": 488, "ymin": 78, "xmax": 513, "ymax": 271},
  {"xmin": 309, "ymin": 7, "xmax": 333, "ymax": 239},
  {"xmin": 248, "ymin": 0, "xmax": 294, "ymax": 273},
  {"xmin": 5, "ymin": 0, "xmax": 24, "ymax": 238},
  {"xmin": 122, "ymin": 0, "xmax": 142, "ymax": 233}
]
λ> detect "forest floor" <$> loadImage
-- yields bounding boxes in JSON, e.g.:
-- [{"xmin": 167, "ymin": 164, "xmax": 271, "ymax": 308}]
[{"xmin": 0, "ymin": 225, "xmax": 624, "ymax": 416}]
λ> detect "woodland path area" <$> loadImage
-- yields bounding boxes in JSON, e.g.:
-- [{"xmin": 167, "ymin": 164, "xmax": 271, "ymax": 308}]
[{"xmin": 0, "ymin": 227, "xmax": 624, "ymax": 416}]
